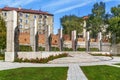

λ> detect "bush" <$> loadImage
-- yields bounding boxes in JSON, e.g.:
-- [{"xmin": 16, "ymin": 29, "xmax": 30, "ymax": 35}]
[
  {"xmin": 77, "ymin": 48, "xmax": 86, "ymax": 51},
  {"xmin": 90, "ymin": 48, "xmax": 99, "ymax": 51},
  {"xmin": 19, "ymin": 45, "xmax": 32, "ymax": 51},
  {"xmin": 51, "ymin": 47, "xmax": 60, "ymax": 51},
  {"xmin": 38, "ymin": 46, "xmax": 45, "ymax": 51},
  {"xmin": 15, "ymin": 53, "xmax": 68, "ymax": 63},
  {"xmin": 63, "ymin": 47, "xmax": 73, "ymax": 51}
]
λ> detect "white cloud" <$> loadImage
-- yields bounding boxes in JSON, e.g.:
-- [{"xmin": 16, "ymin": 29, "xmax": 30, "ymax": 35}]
[
  {"xmin": 54, "ymin": 1, "xmax": 92, "ymax": 14},
  {"xmin": 0, "ymin": 0, "xmax": 37, "ymax": 7}
]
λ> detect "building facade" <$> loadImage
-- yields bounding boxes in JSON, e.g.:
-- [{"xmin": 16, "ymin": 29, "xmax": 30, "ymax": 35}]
[{"xmin": 0, "ymin": 6, "xmax": 53, "ymax": 34}]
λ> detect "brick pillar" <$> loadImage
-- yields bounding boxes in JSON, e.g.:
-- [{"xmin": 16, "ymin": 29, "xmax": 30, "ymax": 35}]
[
  {"xmin": 45, "ymin": 25, "xmax": 51, "ymax": 51},
  {"xmin": 72, "ymin": 30, "xmax": 77, "ymax": 51},
  {"xmin": 98, "ymin": 32, "xmax": 102, "ymax": 51},
  {"xmin": 5, "ymin": 11, "xmax": 18, "ymax": 62},
  {"xmin": 58, "ymin": 28, "xmax": 63, "ymax": 51},
  {"xmin": 86, "ymin": 31, "xmax": 90, "ymax": 52},
  {"xmin": 30, "ymin": 19, "xmax": 38, "ymax": 52}
]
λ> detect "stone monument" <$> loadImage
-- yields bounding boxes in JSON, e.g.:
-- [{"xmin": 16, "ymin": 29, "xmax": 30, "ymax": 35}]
[
  {"xmin": 58, "ymin": 28, "xmax": 63, "ymax": 51},
  {"xmin": 98, "ymin": 32, "xmax": 102, "ymax": 51},
  {"xmin": 30, "ymin": 19, "xmax": 38, "ymax": 51},
  {"xmin": 45, "ymin": 25, "xmax": 51, "ymax": 51},
  {"xmin": 5, "ymin": 11, "xmax": 18, "ymax": 62},
  {"xmin": 72, "ymin": 30, "xmax": 77, "ymax": 51},
  {"xmin": 86, "ymin": 31, "xmax": 90, "ymax": 52}
]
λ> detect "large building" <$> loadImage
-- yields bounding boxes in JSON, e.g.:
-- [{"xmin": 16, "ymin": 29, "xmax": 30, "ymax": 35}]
[{"xmin": 0, "ymin": 6, "xmax": 54, "ymax": 34}]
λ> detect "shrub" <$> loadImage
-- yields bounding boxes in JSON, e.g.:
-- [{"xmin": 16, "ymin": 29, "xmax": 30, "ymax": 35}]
[
  {"xmin": 38, "ymin": 46, "xmax": 45, "ymax": 51},
  {"xmin": 63, "ymin": 47, "xmax": 73, "ymax": 51},
  {"xmin": 77, "ymin": 48, "xmax": 86, "ymax": 51},
  {"xmin": 15, "ymin": 53, "xmax": 68, "ymax": 63},
  {"xmin": 19, "ymin": 45, "xmax": 32, "ymax": 51},
  {"xmin": 90, "ymin": 48, "xmax": 99, "ymax": 51},
  {"xmin": 51, "ymin": 47, "xmax": 60, "ymax": 51}
]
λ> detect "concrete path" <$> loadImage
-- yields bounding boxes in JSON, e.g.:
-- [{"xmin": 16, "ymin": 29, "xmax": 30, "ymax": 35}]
[{"xmin": 67, "ymin": 64, "xmax": 88, "ymax": 80}]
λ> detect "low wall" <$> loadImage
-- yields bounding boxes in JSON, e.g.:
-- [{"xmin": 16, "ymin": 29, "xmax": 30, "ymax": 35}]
[{"xmin": 17, "ymin": 52, "xmax": 63, "ymax": 59}]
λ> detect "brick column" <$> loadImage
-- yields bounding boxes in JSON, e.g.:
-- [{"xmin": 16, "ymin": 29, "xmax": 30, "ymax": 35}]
[
  {"xmin": 86, "ymin": 31, "xmax": 90, "ymax": 52},
  {"xmin": 72, "ymin": 30, "xmax": 77, "ymax": 51},
  {"xmin": 98, "ymin": 32, "xmax": 102, "ymax": 51},
  {"xmin": 45, "ymin": 25, "xmax": 51, "ymax": 51},
  {"xmin": 5, "ymin": 11, "xmax": 18, "ymax": 62},
  {"xmin": 58, "ymin": 28, "xmax": 63, "ymax": 51}
]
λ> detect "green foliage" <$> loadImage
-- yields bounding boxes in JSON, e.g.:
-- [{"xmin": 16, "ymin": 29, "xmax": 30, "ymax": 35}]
[
  {"xmin": 77, "ymin": 48, "xmax": 98, "ymax": 51},
  {"xmin": 51, "ymin": 47, "xmax": 60, "ymax": 51},
  {"xmin": 111, "ymin": 5, "xmax": 120, "ymax": 17},
  {"xmin": 0, "ymin": 67, "xmax": 68, "ymax": 80},
  {"xmin": 90, "ymin": 48, "xmax": 99, "ymax": 51},
  {"xmin": 87, "ymin": 2, "xmax": 107, "ymax": 38},
  {"xmin": 19, "ymin": 45, "xmax": 32, "ymax": 51},
  {"xmin": 63, "ymin": 47, "xmax": 73, "ymax": 51},
  {"xmin": 81, "ymin": 65, "xmax": 120, "ymax": 80},
  {"xmin": 38, "ymin": 46, "xmax": 45, "ymax": 51},
  {"xmin": 77, "ymin": 48, "xmax": 86, "ymax": 51},
  {"xmin": 107, "ymin": 5, "xmax": 120, "ymax": 43},
  {"xmin": 15, "ymin": 53, "xmax": 68, "ymax": 63},
  {"xmin": 0, "ymin": 52, "xmax": 4, "ymax": 60},
  {"xmin": 60, "ymin": 15, "xmax": 83, "ymax": 35},
  {"xmin": 0, "ymin": 16, "xmax": 6, "ymax": 49}
]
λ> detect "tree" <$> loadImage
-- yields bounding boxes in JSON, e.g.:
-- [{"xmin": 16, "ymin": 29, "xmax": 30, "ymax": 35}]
[
  {"xmin": 0, "ymin": 15, "xmax": 6, "ymax": 49},
  {"xmin": 107, "ymin": 5, "xmax": 120, "ymax": 43},
  {"xmin": 60, "ymin": 15, "xmax": 83, "ymax": 35},
  {"xmin": 87, "ymin": 2, "xmax": 106, "ymax": 38}
]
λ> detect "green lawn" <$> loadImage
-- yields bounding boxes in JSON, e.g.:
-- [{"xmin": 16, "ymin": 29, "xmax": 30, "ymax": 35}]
[
  {"xmin": 81, "ymin": 65, "xmax": 120, "ymax": 80},
  {"xmin": 0, "ymin": 67, "xmax": 68, "ymax": 80}
]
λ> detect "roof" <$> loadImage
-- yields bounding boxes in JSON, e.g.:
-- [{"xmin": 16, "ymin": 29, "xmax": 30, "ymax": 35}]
[{"xmin": 1, "ymin": 7, "xmax": 53, "ymax": 16}]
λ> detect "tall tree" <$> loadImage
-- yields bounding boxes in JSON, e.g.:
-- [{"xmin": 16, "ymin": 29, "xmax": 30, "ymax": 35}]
[
  {"xmin": 87, "ymin": 2, "xmax": 106, "ymax": 38},
  {"xmin": 60, "ymin": 15, "xmax": 83, "ymax": 35},
  {"xmin": 0, "ymin": 16, "xmax": 6, "ymax": 49},
  {"xmin": 108, "ymin": 5, "xmax": 120, "ymax": 43}
]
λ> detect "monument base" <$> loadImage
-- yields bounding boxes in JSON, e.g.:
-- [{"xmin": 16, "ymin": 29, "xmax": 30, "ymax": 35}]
[{"xmin": 5, "ymin": 52, "xmax": 15, "ymax": 62}]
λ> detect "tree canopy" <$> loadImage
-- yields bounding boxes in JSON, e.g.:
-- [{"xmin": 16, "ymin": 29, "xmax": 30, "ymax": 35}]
[
  {"xmin": 60, "ymin": 15, "xmax": 83, "ymax": 35},
  {"xmin": 0, "ymin": 16, "xmax": 6, "ymax": 49},
  {"xmin": 107, "ymin": 5, "xmax": 120, "ymax": 43},
  {"xmin": 86, "ymin": 2, "xmax": 106, "ymax": 38}
]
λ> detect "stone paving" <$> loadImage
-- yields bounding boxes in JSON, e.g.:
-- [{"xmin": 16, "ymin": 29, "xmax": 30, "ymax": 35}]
[
  {"xmin": 67, "ymin": 64, "xmax": 88, "ymax": 80},
  {"xmin": 0, "ymin": 53, "xmax": 120, "ymax": 80}
]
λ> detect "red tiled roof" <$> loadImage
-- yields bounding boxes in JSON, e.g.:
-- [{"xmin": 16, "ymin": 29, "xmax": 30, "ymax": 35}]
[
  {"xmin": 83, "ymin": 16, "xmax": 89, "ymax": 20},
  {"xmin": 1, "ymin": 7, "xmax": 53, "ymax": 16}
]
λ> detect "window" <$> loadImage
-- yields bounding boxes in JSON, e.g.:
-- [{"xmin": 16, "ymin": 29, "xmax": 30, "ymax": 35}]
[
  {"xmin": 19, "ymin": 12, "xmax": 23, "ymax": 17},
  {"xmin": 19, "ymin": 25, "xmax": 22, "ymax": 28},
  {"xmin": 4, "ymin": 12, "xmax": 7, "ymax": 16},
  {"xmin": 26, "ymin": 14, "xmax": 29, "ymax": 18},
  {"xmin": 44, "ymin": 15, "xmax": 47, "ymax": 18},
  {"xmin": 39, "ymin": 15, "xmax": 42, "ymax": 18},
  {"xmin": 19, "ymin": 19, "xmax": 22, "ymax": 23},
  {"xmin": 34, "ymin": 15, "xmax": 36, "ymax": 19},
  {"xmin": 26, "ymin": 20, "xmax": 28, "ymax": 24}
]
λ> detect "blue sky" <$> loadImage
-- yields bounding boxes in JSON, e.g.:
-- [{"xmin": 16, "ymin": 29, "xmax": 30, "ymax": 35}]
[{"xmin": 0, "ymin": 0, "xmax": 120, "ymax": 34}]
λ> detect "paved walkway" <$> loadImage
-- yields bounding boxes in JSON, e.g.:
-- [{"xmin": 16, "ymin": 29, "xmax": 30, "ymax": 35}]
[
  {"xmin": 0, "ymin": 53, "xmax": 120, "ymax": 80},
  {"xmin": 67, "ymin": 64, "xmax": 88, "ymax": 80}
]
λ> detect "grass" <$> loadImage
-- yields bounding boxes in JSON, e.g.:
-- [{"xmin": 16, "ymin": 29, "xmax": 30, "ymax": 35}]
[
  {"xmin": 81, "ymin": 65, "xmax": 120, "ymax": 80},
  {"xmin": 0, "ymin": 67, "xmax": 68, "ymax": 80}
]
